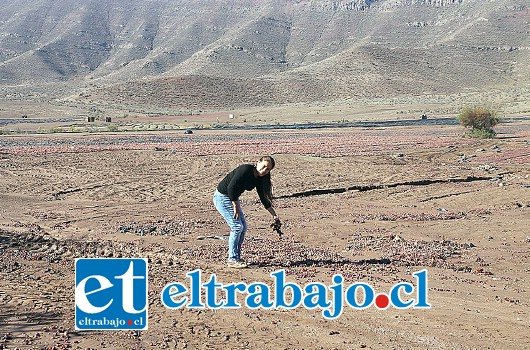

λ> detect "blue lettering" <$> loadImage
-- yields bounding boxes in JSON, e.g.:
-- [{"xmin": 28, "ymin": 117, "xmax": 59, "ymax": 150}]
[
  {"xmin": 223, "ymin": 282, "xmax": 247, "ymax": 308},
  {"xmin": 345, "ymin": 282, "xmax": 374, "ymax": 310},
  {"xmin": 160, "ymin": 283, "xmax": 188, "ymax": 309},
  {"xmin": 413, "ymin": 269, "xmax": 431, "ymax": 308},
  {"xmin": 272, "ymin": 270, "xmax": 302, "ymax": 309},
  {"xmin": 322, "ymin": 275, "xmax": 344, "ymax": 319},
  {"xmin": 246, "ymin": 283, "xmax": 273, "ymax": 309},
  {"xmin": 158, "ymin": 269, "xmax": 432, "ymax": 317},
  {"xmin": 187, "ymin": 270, "xmax": 205, "ymax": 308},
  {"xmin": 202, "ymin": 274, "xmax": 224, "ymax": 309},
  {"xmin": 303, "ymin": 282, "xmax": 331, "ymax": 309},
  {"xmin": 390, "ymin": 282, "xmax": 414, "ymax": 308}
]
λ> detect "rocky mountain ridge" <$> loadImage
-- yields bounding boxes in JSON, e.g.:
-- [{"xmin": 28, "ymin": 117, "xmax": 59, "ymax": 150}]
[{"xmin": 0, "ymin": 0, "xmax": 528, "ymax": 112}]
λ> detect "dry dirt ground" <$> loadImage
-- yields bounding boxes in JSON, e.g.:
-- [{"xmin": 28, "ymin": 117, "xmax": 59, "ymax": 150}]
[{"xmin": 0, "ymin": 120, "xmax": 529, "ymax": 349}]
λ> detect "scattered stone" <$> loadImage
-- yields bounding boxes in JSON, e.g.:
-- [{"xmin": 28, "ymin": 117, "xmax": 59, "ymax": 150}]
[
  {"xmin": 477, "ymin": 164, "xmax": 498, "ymax": 172},
  {"xmin": 389, "ymin": 153, "xmax": 405, "ymax": 158},
  {"xmin": 138, "ymin": 225, "xmax": 157, "ymax": 235},
  {"xmin": 459, "ymin": 154, "xmax": 476, "ymax": 162},
  {"xmin": 196, "ymin": 235, "xmax": 227, "ymax": 240}
]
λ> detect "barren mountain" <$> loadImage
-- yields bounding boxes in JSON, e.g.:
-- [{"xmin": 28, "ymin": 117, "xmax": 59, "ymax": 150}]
[{"xmin": 0, "ymin": 0, "xmax": 529, "ymax": 112}]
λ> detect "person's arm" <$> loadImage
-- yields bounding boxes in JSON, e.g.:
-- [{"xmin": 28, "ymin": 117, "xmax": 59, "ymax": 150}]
[
  {"xmin": 256, "ymin": 181, "xmax": 279, "ymax": 221},
  {"xmin": 266, "ymin": 206, "xmax": 279, "ymax": 221}
]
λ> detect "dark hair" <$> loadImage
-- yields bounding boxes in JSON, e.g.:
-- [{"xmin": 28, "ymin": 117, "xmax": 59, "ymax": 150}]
[
  {"xmin": 259, "ymin": 156, "xmax": 275, "ymax": 204},
  {"xmin": 260, "ymin": 155, "xmax": 275, "ymax": 170}
]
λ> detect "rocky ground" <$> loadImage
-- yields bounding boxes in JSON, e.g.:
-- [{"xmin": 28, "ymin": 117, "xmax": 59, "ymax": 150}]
[{"xmin": 0, "ymin": 120, "xmax": 529, "ymax": 349}]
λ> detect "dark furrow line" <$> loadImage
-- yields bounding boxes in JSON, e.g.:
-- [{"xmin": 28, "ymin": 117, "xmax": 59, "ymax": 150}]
[{"xmin": 276, "ymin": 175, "xmax": 496, "ymax": 199}]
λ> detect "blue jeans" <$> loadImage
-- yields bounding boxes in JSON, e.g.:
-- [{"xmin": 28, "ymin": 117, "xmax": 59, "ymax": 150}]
[{"xmin": 213, "ymin": 190, "xmax": 247, "ymax": 262}]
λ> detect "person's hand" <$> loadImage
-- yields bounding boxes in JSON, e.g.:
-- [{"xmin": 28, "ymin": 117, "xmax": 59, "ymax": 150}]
[
  {"xmin": 271, "ymin": 217, "xmax": 283, "ymax": 238},
  {"xmin": 233, "ymin": 204, "xmax": 241, "ymax": 220}
]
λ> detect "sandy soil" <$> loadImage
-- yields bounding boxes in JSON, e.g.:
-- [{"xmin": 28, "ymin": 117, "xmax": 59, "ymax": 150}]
[{"xmin": 0, "ymin": 120, "xmax": 529, "ymax": 349}]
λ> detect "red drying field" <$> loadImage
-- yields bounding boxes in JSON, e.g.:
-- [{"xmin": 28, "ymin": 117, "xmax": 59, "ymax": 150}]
[
  {"xmin": 2, "ymin": 124, "xmax": 528, "ymax": 164},
  {"xmin": 0, "ymin": 126, "xmax": 470, "ymax": 156}
]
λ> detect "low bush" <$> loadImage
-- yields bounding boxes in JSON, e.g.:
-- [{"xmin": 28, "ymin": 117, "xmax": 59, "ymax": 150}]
[{"xmin": 457, "ymin": 106, "xmax": 500, "ymax": 138}]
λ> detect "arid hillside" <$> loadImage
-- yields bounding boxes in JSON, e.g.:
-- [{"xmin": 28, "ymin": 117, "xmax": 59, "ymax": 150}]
[{"xmin": 0, "ymin": 0, "xmax": 529, "ymax": 114}]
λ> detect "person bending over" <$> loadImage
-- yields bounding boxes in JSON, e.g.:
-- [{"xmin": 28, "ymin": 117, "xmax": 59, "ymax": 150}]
[{"xmin": 213, "ymin": 156, "xmax": 281, "ymax": 268}]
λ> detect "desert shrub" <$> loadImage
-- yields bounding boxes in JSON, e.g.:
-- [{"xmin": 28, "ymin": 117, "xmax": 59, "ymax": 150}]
[
  {"xmin": 457, "ymin": 106, "xmax": 500, "ymax": 138},
  {"xmin": 467, "ymin": 128, "xmax": 496, "ymax": 139}
]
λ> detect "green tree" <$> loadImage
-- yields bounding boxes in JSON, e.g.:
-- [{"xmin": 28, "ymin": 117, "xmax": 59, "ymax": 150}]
[{"xmin": 457, "ymin": 106, "xmax": 500, "ymax": 138}]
